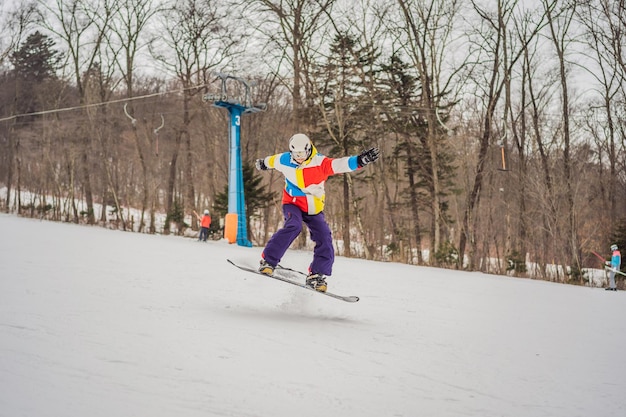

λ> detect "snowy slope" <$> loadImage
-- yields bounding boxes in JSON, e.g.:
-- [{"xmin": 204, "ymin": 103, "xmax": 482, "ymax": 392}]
[{"xmin": 0, "ymin": 213, "xmax": 624, "ymax": 417}]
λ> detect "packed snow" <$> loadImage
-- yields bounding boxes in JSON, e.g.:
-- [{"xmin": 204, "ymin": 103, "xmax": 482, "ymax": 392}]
[{"xmin": 0, "ymin": 213, "xmax": 624, "ymax": 417}]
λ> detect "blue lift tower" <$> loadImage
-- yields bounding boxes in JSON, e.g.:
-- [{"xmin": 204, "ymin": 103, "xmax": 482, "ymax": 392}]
[{"xmin": 203, "ymin": 73, "xmax": 266, "ymax": 247}]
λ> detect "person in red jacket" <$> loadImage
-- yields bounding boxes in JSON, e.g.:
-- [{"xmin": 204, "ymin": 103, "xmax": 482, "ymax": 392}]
[
  {"xmin": 194, "ymin": 209, "xmax": 212, "ymax": 242},
  {"xmin": 255, "ymin": 133, "xmax": 379, "ymax": 292}
]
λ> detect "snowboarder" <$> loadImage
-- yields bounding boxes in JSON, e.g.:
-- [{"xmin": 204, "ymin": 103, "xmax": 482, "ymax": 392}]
[
  {"xmin": 194, "ymin": 209, "xmax": 212, "ymax": 242},
  {"xmin": 605, "ymin": 243, "xmax": 621, "ymax": 291},
  {"xmin": 254, "ymin": 133, "xmax": 379, "ymax": 292}
]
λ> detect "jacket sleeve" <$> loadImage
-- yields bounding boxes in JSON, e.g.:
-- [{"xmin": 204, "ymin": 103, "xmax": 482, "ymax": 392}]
[
  {"xmin": 325, "ymin": 155, "xmax": 360, "ymax": 175},
  {"xmin": 264, "ymin": 153, "xmax": 284, "ymax": 170}
]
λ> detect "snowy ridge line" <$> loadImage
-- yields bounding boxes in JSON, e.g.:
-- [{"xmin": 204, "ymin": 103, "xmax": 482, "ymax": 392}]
[{"xmin": 0, "ymin": 186, "xmax": 616, "ymax": 286}]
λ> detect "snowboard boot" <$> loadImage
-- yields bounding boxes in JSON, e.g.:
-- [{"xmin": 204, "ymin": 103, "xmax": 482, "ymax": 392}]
[
  {"xmin": 258, "ymin": 260, "xmax": 275, "ymax": 276},
  {"xmin": 306, "ymin": 273, "xmax": 328, "ymax": 292}
]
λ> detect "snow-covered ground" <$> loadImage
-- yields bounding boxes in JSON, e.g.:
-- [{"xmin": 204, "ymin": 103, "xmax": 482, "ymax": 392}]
[{"xmin": 0, "ymin": 213, "xmax": 624, "ymax": 417}]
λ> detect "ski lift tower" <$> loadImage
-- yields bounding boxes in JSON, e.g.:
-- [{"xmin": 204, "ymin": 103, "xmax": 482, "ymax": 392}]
[{"xmin": 203, "ymin": 73, "xmax": 266, "ymax": 247}]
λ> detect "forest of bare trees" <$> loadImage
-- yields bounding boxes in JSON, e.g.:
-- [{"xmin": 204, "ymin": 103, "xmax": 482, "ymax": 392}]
[{"xmin": 1, "ymin": 0, "xmax": 625, "ymax": 283}]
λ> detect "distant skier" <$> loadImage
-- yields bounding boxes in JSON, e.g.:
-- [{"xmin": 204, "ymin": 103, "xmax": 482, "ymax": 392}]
[
  {"xmin": 605, "ymin": 244, "xmax": 621, "ymax": 291},
  {"xmin": 254, "ymin": 133, "xmax": 379, "ymax": 292},
  {"xmin": 194, "ymin": 209, "xmax": 212, "ymax": 242}
]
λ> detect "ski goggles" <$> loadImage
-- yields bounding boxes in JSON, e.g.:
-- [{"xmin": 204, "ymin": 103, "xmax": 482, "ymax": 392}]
[{"xmin": 291, "ymin": 150, "xmax": 309, "ymax": 160}]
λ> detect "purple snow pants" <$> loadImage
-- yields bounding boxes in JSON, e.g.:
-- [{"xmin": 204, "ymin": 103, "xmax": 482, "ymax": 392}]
[{"xmin": 261, "ymin": 204, "xmax": 334, "ymax": 275}]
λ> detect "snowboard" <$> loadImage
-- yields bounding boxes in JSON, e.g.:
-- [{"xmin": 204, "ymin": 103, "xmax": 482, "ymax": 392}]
[{"xmin": 227, "ymin": 259, "xmax": 359, "ymax": 303}]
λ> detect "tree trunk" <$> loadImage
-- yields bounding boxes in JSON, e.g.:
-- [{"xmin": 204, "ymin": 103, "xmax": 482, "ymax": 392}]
[
  {"xmin": 405, "ymin": 137, "xmax": 424, "ymax": 264},
  {"xmin": 342, "ymin": 175, "xmax": 351, "ymax": 257},
  {"xmin": 546, "ymin": 0, "xmax": 580, "ymax": 275},
  {"xmin": 183, "ymin": 94, "xmax": 196, "ymax": 232},
  {"xmin": 164, "ymin": 136, "xmax": 180, "ymax": 235}
]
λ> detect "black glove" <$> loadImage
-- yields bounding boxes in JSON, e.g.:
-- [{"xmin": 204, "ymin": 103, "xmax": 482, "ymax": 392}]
[
  {"xmin": 255, "ymin": 158, "xmax": 268, "ymax": 171},
  {"xmin": 357, "ymin": 147, "xmax": 380, "ymax": 167}
]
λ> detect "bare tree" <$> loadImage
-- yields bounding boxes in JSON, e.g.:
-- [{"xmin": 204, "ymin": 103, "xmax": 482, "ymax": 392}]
[
  {"xmin": 108, "ymin": 0, "xmax": 162, "ymax": 232},
  {"xmin": 458, "ymin": 0, "xmax": 548, "ymax": 270},
  {"xmin": 503, "ymin": 5, "xmax": 553, "ymax": 275},
  {"xmin": 577, "ymin": 0, "xmax": 626, "ymax": 228},
  {"xmin": 244, "ymin": 0, "xmax": 336, "ymax": 131},
  {"xmin": 1, "ymin": 2, "xmax": 39, "ymax": 65},
  {"xmin": 1, "ymin": 2, "xmax": 39, "ymax": 212},
  {"xmin": 38, "ymin": 0, "xmax": 116, "ymax": 224},
  {"xmin": 543, "ymin": 0, "xmax": 582, "ymax": 277},
  {"xmin": 153, "ymin": 0, "xmax": 238, "ymax": 233}
]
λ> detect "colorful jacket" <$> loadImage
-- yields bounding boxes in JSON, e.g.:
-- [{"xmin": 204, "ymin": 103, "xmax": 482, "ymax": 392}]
[
  {"xmin": 611, "ymin": 249, "xmax": 621, "ymax": 269},
  {"xmin": 261, "ymin": 146, "xmax": 361, "ymax": 215}
]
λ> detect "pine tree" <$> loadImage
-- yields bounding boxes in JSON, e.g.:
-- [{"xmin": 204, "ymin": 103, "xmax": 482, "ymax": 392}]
[
  {"xmin": 9, "ymin": 31, "xmax": 63, "ymax": 115},
  {"xmin": 378, "ymin": 53, "xmax": 456, "ymax": 264},
  {"xmin": 10, "ymin": 31, "xmax": 62, "ymax": 82},
  {"xmin": 309, "ymin": 32, "xmax": 381, "ymax": 257},
  {"xmin": 213, "ymin": 162, "xmax": 274, "ymax": 240}
]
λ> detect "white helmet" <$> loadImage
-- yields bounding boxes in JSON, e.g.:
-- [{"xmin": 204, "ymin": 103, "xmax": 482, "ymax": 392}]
[
  {"xmin": 611, "ymin": 244, "xmax": 618, "ymax": 251},
  {"xmin": 204, "ymin": 209, "xmax": 209, "ymax": 215},
  {"xmin": 289, "ymin": 134, "xmax": 312, "ymax": 161}
]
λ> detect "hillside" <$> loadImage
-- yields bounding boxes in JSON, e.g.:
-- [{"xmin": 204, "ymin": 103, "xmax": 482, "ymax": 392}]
[{"xmin": 0, "ymin": 213, "xmax": 624, "ymax": 417}]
